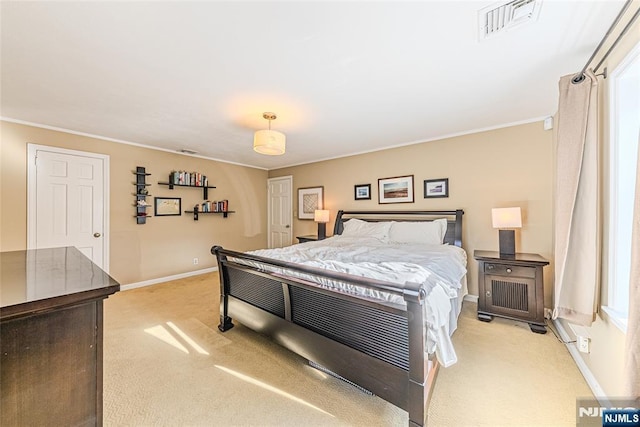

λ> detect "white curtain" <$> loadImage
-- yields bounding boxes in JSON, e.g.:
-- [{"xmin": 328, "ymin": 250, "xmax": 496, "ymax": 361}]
[
  {"xmin": 625, "ymin": 131, "xmax": 640, "ymax": 401},
  {"xmin": 553, "ymin": 69, "xmax": 600, "ymax": 326}
]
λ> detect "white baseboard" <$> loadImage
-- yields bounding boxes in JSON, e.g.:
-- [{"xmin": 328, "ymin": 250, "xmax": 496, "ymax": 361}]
[
  {"xmin": 552, "ymin": 319, "xmax": 609, "ymax": 405},
  {"xmin": 463, "ymin": 294, "xmax": 479, "ymax": 303},
  {"xmin": 120, "ymin": 267, "xmax": 218, "ymax": 291}
]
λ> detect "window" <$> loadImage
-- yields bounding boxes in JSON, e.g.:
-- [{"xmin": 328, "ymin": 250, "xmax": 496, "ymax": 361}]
[{"xmin": 606, "ymin": 42, "xmax": 640, "ymax": 333}]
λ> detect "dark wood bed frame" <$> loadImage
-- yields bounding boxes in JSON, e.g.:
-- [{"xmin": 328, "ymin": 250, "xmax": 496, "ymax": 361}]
[{"xmin": 212, "ymin": 209, "xmax": 464, "ymax": 426}]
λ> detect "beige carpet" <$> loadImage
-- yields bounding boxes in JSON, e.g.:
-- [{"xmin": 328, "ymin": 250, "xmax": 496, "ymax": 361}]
[{"xmin": 103, "ymin": 273, "xmax": 592, "ymax": 426}]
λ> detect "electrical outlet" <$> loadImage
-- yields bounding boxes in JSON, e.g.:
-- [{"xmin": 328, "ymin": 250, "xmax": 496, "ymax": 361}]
[
  {"xmin": 193, "ymin": 258, "xmax": 199, "ymax": 265},
  {"xmin": 578, "ymin": 336, "xmax": 590, "ymax": 353}
]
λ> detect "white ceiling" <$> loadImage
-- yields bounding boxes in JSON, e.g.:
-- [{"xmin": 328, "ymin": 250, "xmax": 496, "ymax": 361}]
[{"xmin": 1, "ymin": 1, "xmax": 624, "ymax": 170}]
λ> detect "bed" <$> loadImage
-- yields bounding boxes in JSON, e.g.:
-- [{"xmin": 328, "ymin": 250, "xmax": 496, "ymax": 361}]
[{"xmin": 211, "ymin": 209, "xmax": 465, "ymax": 427}]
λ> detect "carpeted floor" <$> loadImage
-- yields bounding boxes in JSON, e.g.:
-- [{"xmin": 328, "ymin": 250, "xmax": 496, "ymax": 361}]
[{"xmin": 103, "ymin": 273, "xmax": 592, "ymax": 426}]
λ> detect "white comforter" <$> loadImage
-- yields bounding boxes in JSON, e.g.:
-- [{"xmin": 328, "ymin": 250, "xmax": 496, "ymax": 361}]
[{"xmin": 244, "ymin": 235, "xmax": 467, "ymax": 367}]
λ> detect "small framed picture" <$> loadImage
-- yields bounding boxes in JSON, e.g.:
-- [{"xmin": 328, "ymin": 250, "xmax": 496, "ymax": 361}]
[
  {"xmin": 354, "ymin": 184, "xmax": 371, "ymax": 200},
  {"xmin": 378, "ymin": 175, "xmax": 414, "ymax": 204},
  {"xmin": 298, "ymin": 186, "xmax": 324, "ymax": 219},
  {"xmin": 424, "ymin": 178, "xmax": 449, "ymax": 198},
  {"xmin": 154, "ymin": 197, "xmax": 182, "ymax": 216}
]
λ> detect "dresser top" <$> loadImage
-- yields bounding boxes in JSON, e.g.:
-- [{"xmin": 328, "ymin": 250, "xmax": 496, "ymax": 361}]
[
  {"xmin": 473, "ymin": 250, "xmax": 549, "ymax": 265},
  {"xmin": 0, "ymin": 247, "xmax": 120, "ymax": 319}
]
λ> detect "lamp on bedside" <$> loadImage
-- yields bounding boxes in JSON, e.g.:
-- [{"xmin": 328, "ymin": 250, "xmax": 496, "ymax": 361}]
[
  {"xmin": 492, "ymin": 207, "xmax": 522, "ymax": 257},
  {"xmin": 314, "ymin": 209, "xmax": 330, "ymax": 240}
]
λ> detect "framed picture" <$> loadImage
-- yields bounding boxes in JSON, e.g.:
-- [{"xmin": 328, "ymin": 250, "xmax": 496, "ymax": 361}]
[
  {"xmin": 298, "ymin": 186, "xmax": 324, "ymax": 219},
  {"xmin": 424, "ymin": 178, "xmax": 449, "ymax": 198},
  {"xmin": 354, "ymin": 184, "xmax": 371, "ymax": 200},
  {"xmin": 378, "ymin": 175, "xmax": 414, "ymax": 204},
  {"xmin": 154, "ymin": 197, "xmax": 181, "ymax": 216}
]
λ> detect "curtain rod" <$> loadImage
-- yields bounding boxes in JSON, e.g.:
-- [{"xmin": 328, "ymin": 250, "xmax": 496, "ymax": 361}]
[{"xmin": 572, "ymin": 0, "xmax": 637, "ymax": 84}]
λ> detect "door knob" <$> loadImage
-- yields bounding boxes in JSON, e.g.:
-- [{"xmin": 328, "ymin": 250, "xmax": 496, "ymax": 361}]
[
  {"xmin": 93, "ymin": 233, "xmax": 101, "ymax": 238},
  {"xmin": 285, "ymin": 225, "xmax": 290, "ymax": 228}
]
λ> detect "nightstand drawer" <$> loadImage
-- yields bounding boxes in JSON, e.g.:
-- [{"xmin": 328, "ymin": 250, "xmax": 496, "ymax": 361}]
[{"xmin": 484, "ymin": 263, "xmax": 536, "ymax": 278}]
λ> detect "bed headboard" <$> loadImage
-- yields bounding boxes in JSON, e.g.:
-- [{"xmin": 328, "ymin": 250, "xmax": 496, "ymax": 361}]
[{"xmin": 333, "ymin": 209, "xmax": 464, "ymax": 248}]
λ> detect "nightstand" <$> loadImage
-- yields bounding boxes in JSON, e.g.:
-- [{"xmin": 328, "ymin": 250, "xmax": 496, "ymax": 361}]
[
  {"xmin": 474, "ymin": 250, "xmax": 549, "ymax": 334},
  {"xmin": 297, "ymin": 235, "xmax": 322, "ymax": 243}
]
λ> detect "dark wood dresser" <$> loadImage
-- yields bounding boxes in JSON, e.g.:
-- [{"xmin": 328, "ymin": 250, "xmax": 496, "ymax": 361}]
[{"xmin": 0, "ymin": 247, "xmax": 120, "ymax": 426}]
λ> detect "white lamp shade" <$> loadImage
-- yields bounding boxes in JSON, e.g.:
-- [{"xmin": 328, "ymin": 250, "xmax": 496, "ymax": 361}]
[
  {"xmin": 492, "ymin": 207, "xmax": 522, "ymax": 229},
  {"xmin": 314, "ymin": 209, "xmax": 330, "ymax": 223},
  {"xmin": 253, "ymin": 130, "xmax": 286, "ymax": 155}
]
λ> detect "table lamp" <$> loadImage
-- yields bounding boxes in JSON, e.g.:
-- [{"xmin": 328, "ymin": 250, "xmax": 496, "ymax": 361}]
[
  {"xmin": 491, "ymin": 207, "xmax": 522, "ymax": 256},
  {"xmin": 314, "ymin": 209, "xmax": 330, "ymax": 239}
]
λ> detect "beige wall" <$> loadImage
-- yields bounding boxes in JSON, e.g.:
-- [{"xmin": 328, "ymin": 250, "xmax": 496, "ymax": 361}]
[
  {"xmin": 558, "ymin": 9, "xmax": 640, "ymax": 398},
  {"xmin": 0, "ymin": 121, "xmax": 268, "ymax": 284},
  {"xmin": 270, "ymin": 121, "xmax": 554, "ymax": 304}
]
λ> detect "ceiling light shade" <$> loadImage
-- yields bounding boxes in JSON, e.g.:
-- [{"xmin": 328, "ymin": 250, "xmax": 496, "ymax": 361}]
[
  {"xmin": 254, "ymin": 112, "xmax": 285, "ymax": 155},
  {"xmin": 253, "ymin": 130, "xmax": 286, "ymax": 155}
]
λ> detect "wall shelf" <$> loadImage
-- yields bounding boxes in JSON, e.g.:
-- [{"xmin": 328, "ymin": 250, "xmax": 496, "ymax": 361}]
[
  {"xmin": 158, "ymin": 174, "xmax": 230, "ymax": 221},
  {"xmin": 157, "ymin": 182, "xmax": 216, "ymax": 199},
  {"xmin": 134, "ymin": 167, "xmax": 151, "ymax": 224},
  {"xmin": 184, "ymin": 210, "xmax": 235, "ymax": 221}
]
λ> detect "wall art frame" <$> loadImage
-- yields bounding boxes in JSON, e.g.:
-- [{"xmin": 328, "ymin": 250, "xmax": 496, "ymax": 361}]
[
  {"xmin": 298, "ymin": 186, "xmax": 324, "ymax": 219},
  {"xmin": 423, "ymin": 178, "xmax": 449, "ymax": 198},
  {"xmin": 378, "ymin": 175, "xmax": 414, "ymax": 204},
  {"xmin": 354, "ymin": 184, "xmax": 371, "ymax": 200},
  {"xmin": 154, "ymin": 197, "xmax": 182, "ymax": 216}
]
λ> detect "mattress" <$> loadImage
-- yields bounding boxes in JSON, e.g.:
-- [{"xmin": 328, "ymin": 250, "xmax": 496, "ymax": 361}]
[{"xmin": 240, "ymin": 235, "xmax": 468, "ymax": 367}]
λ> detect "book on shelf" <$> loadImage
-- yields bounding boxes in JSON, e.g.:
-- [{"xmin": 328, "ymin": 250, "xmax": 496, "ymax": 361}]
[
  {"xmin": 170, "ymin": 170, "xmax": 208, "ymax": 187},
  {"xmin": 194, "ymin": 200, "xmax": 228, "ymax": 213}
]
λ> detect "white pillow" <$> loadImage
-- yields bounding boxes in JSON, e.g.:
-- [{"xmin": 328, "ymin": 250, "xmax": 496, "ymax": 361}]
[
  {"xmin": 388, "ymin": 219, "xmax": 448, "ymax": 245},
  {"xmin": 341, "ymin": 218, "xmax": 392, "ymax": 242}
]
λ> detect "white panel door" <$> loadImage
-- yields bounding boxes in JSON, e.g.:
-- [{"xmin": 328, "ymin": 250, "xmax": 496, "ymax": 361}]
[
  {"xmin": 268, "ymin": 176, "xmax": 292, "ymax": 248},
  {"xmin": 33, "ymin": 149, "xmax": 105, "ymax": 268}
]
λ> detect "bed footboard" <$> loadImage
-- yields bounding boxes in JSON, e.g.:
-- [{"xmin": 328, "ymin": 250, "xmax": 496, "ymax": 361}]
[{"xmin": 211, "ymin": 245, "xmax": 438, "ymax": 426}]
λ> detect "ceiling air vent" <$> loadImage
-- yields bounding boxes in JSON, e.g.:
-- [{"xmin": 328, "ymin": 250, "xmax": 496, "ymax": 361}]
[
  {"xmin": 478, "ymin": 0, "xmax": 542, "ymax": 41},
  {"xmin": 178, "ymin": 148, "xmax": 199, "ymax": 155}
]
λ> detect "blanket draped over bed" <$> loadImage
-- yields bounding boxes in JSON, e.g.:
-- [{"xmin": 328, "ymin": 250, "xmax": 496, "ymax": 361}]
[
  {"xmin": 212, "ymin": 209, "xmax": 465, "ymax": 427},
  {"xmin": 245, "ymin": 235, "xmax": 467, "ymax": 367}
]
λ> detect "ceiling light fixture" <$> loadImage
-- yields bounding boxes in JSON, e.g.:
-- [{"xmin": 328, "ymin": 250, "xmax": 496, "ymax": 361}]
[{"xmin": 254, "ymin": 112, "xmax": 286, "ymax": 156}]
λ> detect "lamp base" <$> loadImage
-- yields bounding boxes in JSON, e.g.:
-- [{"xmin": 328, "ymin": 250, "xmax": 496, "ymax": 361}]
[
  {"xmin": 317, "ymin": 223, "xmax": 326, "ymax": 240},
  {"xmin": 498, "ymin": 229, "xmax": 515, "ymax": 256}
]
